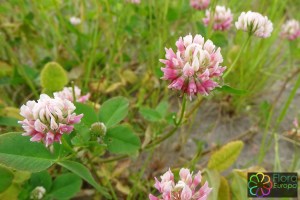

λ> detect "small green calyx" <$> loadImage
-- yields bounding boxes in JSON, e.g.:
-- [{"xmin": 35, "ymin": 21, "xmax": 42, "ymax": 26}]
[{"xmin": 90, "ymin": 122, "xmax": 107, "ymax": 138}]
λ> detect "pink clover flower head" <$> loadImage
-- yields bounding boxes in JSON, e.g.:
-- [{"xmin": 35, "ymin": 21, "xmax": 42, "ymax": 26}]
[
  {"xmin": 127, "ymin": 0, "xmax": 140, "ymax": 4},
  {"xmin": 235, "ymin": 11, "xmax": 273, "ymax": 38},
  {"xmin": 293, "ymin": 118, "xmax": 299, "ymax": 128},
  {"xmin": 190, "ymin": 0, "xmax": 210, "ymax": 10},
  {"xmin": 19, "ymin": 94, "xmax": 83, "ymax": 147},
  {"xmin": 149, "ymin": 168, "xmax": 212, "ymax": 200},
  {"xmin": 53, "ymin": 86, "xmax": 90, "ymax": 103},
  {"xmin": 160, "ymin": 34, "xmax": 226, "ymax": 99},
  {"xmin": 203, "ymin": 5, "xmax": 233, "ymax": 31},
  {"xmin": 281, "ymin": 19, "xmax": 300, "ymax": 40}
]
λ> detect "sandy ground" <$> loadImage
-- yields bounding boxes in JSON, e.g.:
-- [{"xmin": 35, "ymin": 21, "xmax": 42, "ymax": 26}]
[{"xmin": 143, "ymin": 77, "xmax": 300, "ymax": 199}]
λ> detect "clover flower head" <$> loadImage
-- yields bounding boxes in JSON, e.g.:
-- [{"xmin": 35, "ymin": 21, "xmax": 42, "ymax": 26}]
[
  {"xmin": 203, "ymin": 5, "xmax": 233, "ymax": 31},
  {"xmin": 281, "ymin": 19, "xmax": 300, "ymax": 40},
  {"xmin": 235, "ymin": 11, "xmax": 273, "ymax": 38},
  {"xmin": 285, "ymin": 117, "xmax": 300, "ymax": 139},
  {"xmin": 293, "ymin": 118, "xmax": 299, "ymax": 128},
  {"xmin": 160, "ymin": 34, "xmax": 226, "ymax": 99},
  {"xmin": 149, "ymin": 168, "xmax": 212, "ymax": 200},
  {"xmin": 91, "ymin": 122, "xmax": 107, "ymax": 137},
  {"xmin": 69, "ymin": 17, "xmax": 81, "ymax": 25},
  {"xmin": 190, "ymin": 0, "xmax": 210, "ymax": 10},
  {"xmin": 127, "ymin": 0, "xmax": 140, "ymax": 4},
  {"xmin": 53, "ymin": 86, "xmax": 90, "ymax": 103},
  {"xmin": 30, "ymin": 186, "xmax": 46, "ymax": 200},
  {"xmin": 19, "ymin": 94, "xmax": 83, "ymax": 147}
]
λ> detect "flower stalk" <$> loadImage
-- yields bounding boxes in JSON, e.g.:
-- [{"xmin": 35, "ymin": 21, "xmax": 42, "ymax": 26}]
[
  {"xmin": 147, "ymin": 96, "xmax": 187, "ymax": 149},
  {"xmin": 71, "ymin": 81, "xmax": 77, "ymax": 102},
  {"xmin": 258, "ymin": 42, "xmax": 300, "ymax": 164},
  {"xmin": 223, "ymin": 35, "xmax": 251, "ymax": 78},
  {"xmin": 174, "ymin": 96, "xmax": 187, "ymax": 126}
]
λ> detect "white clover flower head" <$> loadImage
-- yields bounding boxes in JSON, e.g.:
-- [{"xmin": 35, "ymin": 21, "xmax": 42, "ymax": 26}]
[
  {"xmin": 19, "ymin": 94, "xmax": 83, "ymax": 147},
  {"xmin": 281, "ymin": 19, "xmax": 300, "ymax": 40},
  {"xmin": 53, "ymin": 86, "xmax": 90, "ymax": 103},
  {"xmin": 69, "ymin": 16, "xmax": 81, "ymax": 25},
  {"xmin": 30, "ymin": 186, "xmax": 46, "ymax": 200},
  {"xmin": 235, "ymin": 11, "xmax": 273, "ymax": 38}
]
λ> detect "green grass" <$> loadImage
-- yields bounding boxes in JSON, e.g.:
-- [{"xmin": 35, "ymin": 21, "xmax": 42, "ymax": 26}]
[{"xmin": 0, "ymin": 0, "xmax": 300, "ymax": 199}]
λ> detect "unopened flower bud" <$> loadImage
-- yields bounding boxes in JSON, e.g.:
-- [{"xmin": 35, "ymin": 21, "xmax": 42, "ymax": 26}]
[
  {"xmin": 90, "ymin": 122, "xmax": 107, "ymax": 137},
  {"xmin": 30, "ymin": 186, "xmax": 46, "ymax": 200}
]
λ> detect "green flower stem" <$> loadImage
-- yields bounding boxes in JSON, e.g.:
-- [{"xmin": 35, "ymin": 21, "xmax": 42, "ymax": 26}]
[
  {"xmin": 105, "ymin": 176, "xmax": 118, "ymax": 200},
  {"xmin": 145, "ymin": 95, "xmax": 187, "ymax": 149},
  {"xmin": 52, "ymin": 2, "xmax": 81, "ymax": 63},
  {"xmin": 2, "ymin": 40, "xmax": 39, "ymax": 98},
  {"xmin": 223, "ymin": 35, "xmax": 251, "ymax": 78},
  {"xmin": 60, "ymin": 152, "xmax": 77, "ymax": 161},
  {"xmin": 276, "ymin": 54, "xmax": 299, "ymax": 125},
  {"xmin": 61, "ymin": 136, "xmax": 75, "ymax": 154},
  {"xmin": 99, "ymin": 155, "xmax": 128, "ymax": 163},
  {"xmin": 258, "ymin": 42, "xmax": 300, "ymax": 164},
  {"xmin": 277, "ymin": 73, "xmax": 300, "ymax": 124},
  {"xmin": 273, "ymin": 132, "xmax": 281, "ymax": 171},
  {"xmin": 174, "ymin": 96, "xmax": 187, "ymax": 126},
  {"xmin": 186, "ymin": 96, "xmax": 203, "ymax": 119},
  {"xmin": 145, "ymin": 127, "xmax": 178, "ymax": 150},
  {"xmin": 127, "ymin": 149, "xmax": 155, "ymax": 200},
  {"xmin": 83, "ymin": 12, "xmax": 101, "ymax": 89},
  {"xmin": 98, "ymin": 96, "xmax": 188, "ymax": 163},
  {"xmin": 71, "ymin": 81, "xmax": 77, "ymax": 102},
  {"xmin": 207, "ymin": 0, "xmax": 218, "ymax": 38},
  {"xmin": 258, "ymin": 106, "xmax": 274, "ymax": 164},
  {"xmin": 289, "ymin": 144, "xmax": 299, "ymax": 171},
  {"xmin": 180, "ymin": 97, "xmax": 204, "ymax": 149},
  {"xmin": 163, "ymin": 0, "xmax": 170, "ymax": 20},
  {"xmin": 288, "ymin": 41, "xmax": 293, "ymax": 71}
]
